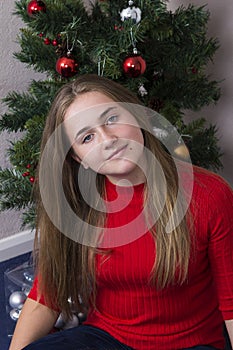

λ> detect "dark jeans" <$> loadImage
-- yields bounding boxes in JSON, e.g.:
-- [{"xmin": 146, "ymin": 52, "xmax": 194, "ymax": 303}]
[
  {"xmin": 22, "ymin": 325, "xmax": 220, "ymax": 350},
  {"xmin": 22, "ymin": 325, "xmax": 132, "ymax": 350},
  {"xmin": 184, "ymin": 347, "xmax": 219, "ymax": 350}
]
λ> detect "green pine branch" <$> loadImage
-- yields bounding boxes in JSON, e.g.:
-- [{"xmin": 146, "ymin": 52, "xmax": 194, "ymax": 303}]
[
  {"xmin": 0, "ymin": 80, "xmax": 63, "ymax": 132},
  {"xmin": 0, "ymin": 168, "xmax": 33, "ymax": 210},
  {"xmin": 8, "ymin": 114, "xmax": 45, "ymax": 170},
  {"xmin": 188, "ymin": 124, "xmax": 223, "ymax": 170},
  {"xmin": 177, "ymin": 119, "xmax": 222, "ymax": 170},
  {"xmin": 22, "ymin": 204, "xmax": 36, "ymax": 229},
  {"xmin": 14, "ymin": 0, "xmax": 89, "ymax": 36},
  {"xmin": 14, "ymin": 28, "xmax": 57, "ymax": 74}
]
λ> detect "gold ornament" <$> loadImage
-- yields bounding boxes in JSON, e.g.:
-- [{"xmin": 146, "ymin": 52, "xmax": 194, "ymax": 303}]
[{"xmin": 174, "ymin": 144, "xmax": 190, "ymax": 159}]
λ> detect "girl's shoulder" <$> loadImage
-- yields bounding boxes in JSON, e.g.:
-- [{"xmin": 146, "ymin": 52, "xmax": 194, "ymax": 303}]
[
  {"xmin": 188, "ymin": 166, "xmax": 233, "ymax": 216},
  {"xmin": 192, "ymin": 165, "xmax": 232, "ymax": 195},
  {"xmin": 178, "ymin": 162, "xmax": 232, "ymax": 209}
]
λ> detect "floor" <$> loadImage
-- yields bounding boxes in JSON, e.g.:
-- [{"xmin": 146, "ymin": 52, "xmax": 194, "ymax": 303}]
[{"xmin": 0, "ymin": 252, "xmax": 32, "ymax": 350}]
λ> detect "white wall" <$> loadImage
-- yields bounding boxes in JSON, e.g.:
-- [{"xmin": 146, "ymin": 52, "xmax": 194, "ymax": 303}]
[
  {"xmin": 0, "ymin": 0, "xmax": 232, "ymax": 240},
  {"xmin": 0, "ymin": 1, "xmax": 45, "ymax": 239}
]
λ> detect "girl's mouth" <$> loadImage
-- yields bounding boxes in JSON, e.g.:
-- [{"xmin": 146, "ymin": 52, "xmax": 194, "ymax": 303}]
[{"xmin": 107, "ymin": 145, "xmax": 128, "ymax": 160}]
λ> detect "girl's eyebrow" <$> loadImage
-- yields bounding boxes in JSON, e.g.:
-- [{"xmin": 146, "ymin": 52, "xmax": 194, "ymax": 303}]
[{"xmin": 74, "ymin": 106, "xmax": 117, "ymax": 140}]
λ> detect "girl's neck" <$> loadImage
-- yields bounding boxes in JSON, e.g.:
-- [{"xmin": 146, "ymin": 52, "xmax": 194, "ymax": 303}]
[
  {"xmin": 106, "ymin": 166, "xmax": 146, "ymax": 187},
  {"xmin": 106, "ymin": 175, "xmax": 146, "ymax": 187}
]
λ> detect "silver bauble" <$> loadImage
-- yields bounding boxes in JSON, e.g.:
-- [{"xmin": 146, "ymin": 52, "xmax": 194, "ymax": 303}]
[
  {"xmin": 23, "ymin": 271, "xmax": 34, "ymax": 283},
  {"xmin": 54, "ymin": 313, "xmax": 65, "ymax": 329},
  {"xmin": 10, "ymin": 308, "xmax": 21, "ymax": 321},
  {"xmin": 63, "ymin": 314, "xmax": 79, "ymax": 329},
  {"xmin": 77, "ymin": 312, "xmax": 86, "ymax": 323},
  {"xmin": 9, "ymin": 291, "xmax": 26, "ymax": 309},
  {"xmin": 22, "ymin": 284, "xmax": 31, "ymax": 296}
]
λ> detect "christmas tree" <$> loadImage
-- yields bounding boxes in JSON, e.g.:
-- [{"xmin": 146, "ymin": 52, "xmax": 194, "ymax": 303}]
[{"xmin": 0, "ymin": 0, "xmax": 222, "ymax": 227}]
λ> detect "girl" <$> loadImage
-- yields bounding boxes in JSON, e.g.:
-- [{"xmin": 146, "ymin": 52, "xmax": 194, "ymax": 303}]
[{"xmin": 9, "ymin": 75, "xmax": 233, "ymax": 350}]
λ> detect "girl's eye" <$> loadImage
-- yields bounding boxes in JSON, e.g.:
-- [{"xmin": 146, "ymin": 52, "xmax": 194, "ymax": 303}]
[
  {"xmin": 106, "ymin": 115, "xmax": 117, "ymax": 125},
  {"xmin": 82, "ymin": 134, "xmax": 93, "ymax": 144}
]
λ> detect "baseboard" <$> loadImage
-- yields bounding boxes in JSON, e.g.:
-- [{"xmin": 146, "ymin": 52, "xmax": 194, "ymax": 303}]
[{"xmin": 0, "ymin": 230, "xmax": 35, "ymax": 262}]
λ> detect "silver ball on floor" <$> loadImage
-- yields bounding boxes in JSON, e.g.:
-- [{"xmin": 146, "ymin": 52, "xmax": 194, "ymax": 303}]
[
  {"xmin": 54, "ymin": 313, "xmax": 65, "ymax": 329},
  {"xmin": 77, "ymin": 312, "xmax": 86, "ymax": 323},
  {"xmin": 63, "ymin": 314, "xmax": 79, "ymax": 329},
  {"xmin": 22, "ymin": 284, "xmax": 31, "ymax": 296},
  {"xmin": 55, "ymin": 313, "xmax": 80, "ymax": 330},
  {"xmin": 9, "ymin": 291, "xmax": 26, "ymax": 309},
  {"xmin": 10, "ymin": 308, "xmax": 21, "ymax": 321}
]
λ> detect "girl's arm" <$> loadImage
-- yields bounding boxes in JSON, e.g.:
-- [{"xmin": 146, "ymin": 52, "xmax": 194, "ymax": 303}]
[
  {"xmin": 225, "ymin": 320, "xmax": 233, "ymax": 349},
  {"xmin": 9, "ymin": 297, "xmax": 59, "ymax": 350}
]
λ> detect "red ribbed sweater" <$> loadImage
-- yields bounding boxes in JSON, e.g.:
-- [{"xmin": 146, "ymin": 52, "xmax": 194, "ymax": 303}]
[{"xmin": 29, "ymin": 167, "xmax": 233, "ymax": 350}]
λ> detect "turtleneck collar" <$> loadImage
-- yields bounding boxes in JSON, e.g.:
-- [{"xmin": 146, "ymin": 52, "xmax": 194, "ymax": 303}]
[{"xmin": 105, "ymin": 176, "xmax": 145, "ymax": 202}]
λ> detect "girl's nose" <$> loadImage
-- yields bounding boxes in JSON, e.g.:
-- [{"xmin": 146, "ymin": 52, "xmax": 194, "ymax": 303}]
[{"xmin": 98, "ymin": 127, "xmax": 118, "ymax": 149}]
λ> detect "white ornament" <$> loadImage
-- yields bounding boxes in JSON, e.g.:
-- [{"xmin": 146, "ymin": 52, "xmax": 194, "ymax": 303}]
[
  {"xmin": 138, "ymin": 84, "xmax": 148, "ymax": 96},
  {"xmin": 120, "ymin": 4, "xmax": 141, "ymax": 24},
  {"xmin": 153, "ymin": 127, "xmax": 169, "ymax": 140},
  {"xmin": 9, "ymin": 291, "xmax": 26, "ymax": 309}
]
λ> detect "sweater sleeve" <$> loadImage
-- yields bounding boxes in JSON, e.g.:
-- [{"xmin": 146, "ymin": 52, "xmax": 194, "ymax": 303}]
[
  {"xmin": 28, "ymin": 276, "xmax": 43, "ymax": 302},
  {"xmin": 207, "ymin": 176, "xmax": 233, "ymax": 320},
  {"xmin": 27, "ymin": 275, "xmax": 60, "ymax": 312}
]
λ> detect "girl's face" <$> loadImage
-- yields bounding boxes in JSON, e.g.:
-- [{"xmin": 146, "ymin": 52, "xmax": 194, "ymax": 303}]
[{"xmin": 64, "ymin": 91, "xmax": 146, "ymax": 185}]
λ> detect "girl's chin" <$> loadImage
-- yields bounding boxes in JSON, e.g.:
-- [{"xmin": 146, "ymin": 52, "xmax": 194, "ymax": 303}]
[{"xmin": 97, "ymin": 161, "xmax": 145, "ymax": 184}]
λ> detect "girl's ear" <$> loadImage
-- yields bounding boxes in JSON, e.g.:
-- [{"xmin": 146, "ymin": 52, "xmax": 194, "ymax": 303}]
[{"xmin": 72, "ymin": 154, "xmax": 89, "ymax": 170}]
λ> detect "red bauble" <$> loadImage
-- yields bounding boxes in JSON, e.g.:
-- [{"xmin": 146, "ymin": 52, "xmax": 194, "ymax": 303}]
[
  {"xmin": 29, "ymin": 176, "xmax": 35, "ymax": 183},
  {"xmin": 27, "ymin": 0, "xmax": 46, "ymax": 17},
  {"xmin": 44, "ymin": 37, "xmax": 50, "ymax": 45},
  {"xmin": 123, "ymin": 54, "xmax": 146, "ymax": 78},
  {"xmin": 191, "ymin": 67, "xmax": 198, "ymax": 74},
  {"xmin": 22, "ymin": 171, "xmax": 30, "ymax": 177},
  {"xmin": 56, "ymin": 56, "xmax": 78, "ymax": 78},
  {"xmin": 52, "ymin": 39, "xmax": 58, "ymax": 46}
]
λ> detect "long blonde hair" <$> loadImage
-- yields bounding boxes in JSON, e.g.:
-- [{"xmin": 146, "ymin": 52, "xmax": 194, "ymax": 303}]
[{"xmin": 34, "ymin": 74, "xmax": 191, "ymax": 318}]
